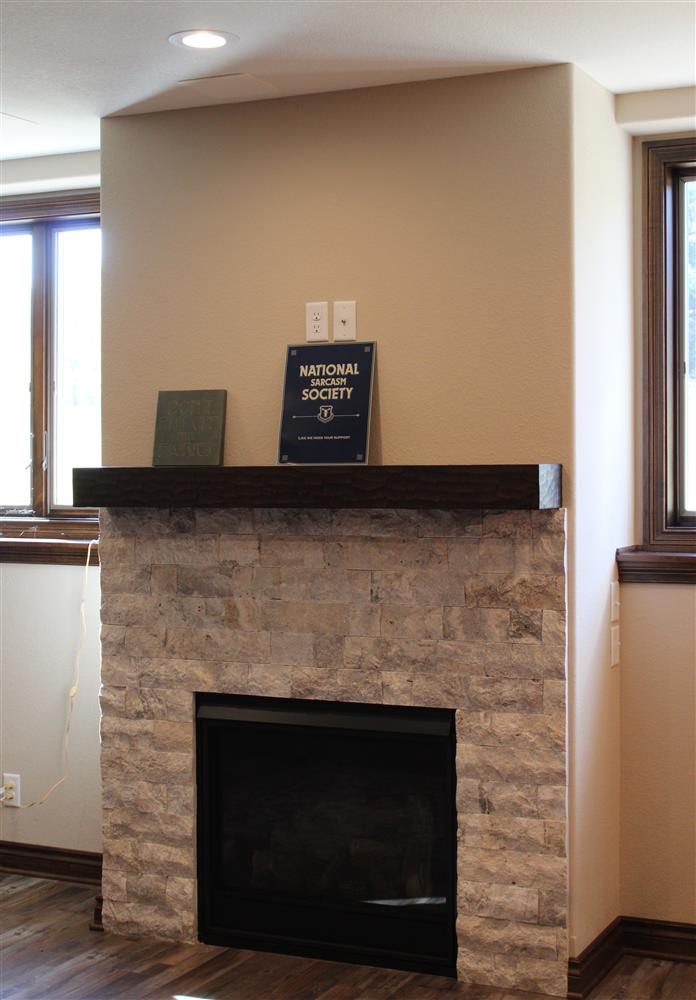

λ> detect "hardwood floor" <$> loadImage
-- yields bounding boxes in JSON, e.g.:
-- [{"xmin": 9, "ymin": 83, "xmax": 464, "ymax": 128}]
[{"xmin": 1, "ymin": 875, "xmax": 695, "ymax": 1000}]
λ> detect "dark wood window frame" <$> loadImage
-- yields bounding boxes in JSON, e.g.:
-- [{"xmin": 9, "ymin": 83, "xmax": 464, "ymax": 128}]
[
  {"xmin": 0, "ymin": 190, "xmax": 100, "ymax": 566},
  {"xmin": 617, "ymin": 137, "xmax": 696, "ymax": 584}
]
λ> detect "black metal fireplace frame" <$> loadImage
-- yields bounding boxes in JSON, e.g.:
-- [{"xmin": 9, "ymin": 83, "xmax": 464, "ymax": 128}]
[{"xmin": 196, "ymin": 692, "xmax": 458, "ymax": 977}]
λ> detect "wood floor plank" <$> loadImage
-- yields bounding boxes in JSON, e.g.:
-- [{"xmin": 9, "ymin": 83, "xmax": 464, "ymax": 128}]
[
  {"xmin": 2, "ymin": 874, "xmax": 696, "ymax": 1000},
  {"xmin": 659, "ymin": 960, "xmax": 696, "ymax": 1000}
]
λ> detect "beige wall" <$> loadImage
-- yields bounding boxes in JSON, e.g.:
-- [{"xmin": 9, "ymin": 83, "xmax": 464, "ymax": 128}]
[
  {"xmin": 568, "ymin": 67, "xmax": 634, "ymax": 954},
  {"xmin": 0, "ymin": 563, "xmax": 102, "ymax": 852},
  {"xmin": 4, "ymin": 68, "xmax": 691, "ymax": 957},
  {"xmin": 620, "ymin": 585, "xmax": 696, "ymax": 922},
  {"xmin": 100, "ymin": 64, "xmax": 639, "ymax": 959},
  {"xmin": 618, "ymin": 129, "xmax": 696, "ymax": 927},
  {"xmin": 101, "ymin": 66, "xmax": 574, "ymax": 470}
]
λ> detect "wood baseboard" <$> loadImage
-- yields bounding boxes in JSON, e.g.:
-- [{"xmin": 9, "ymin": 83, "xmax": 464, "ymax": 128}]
[
  {"xmin": 567, "ymin": 915, "xmax": 696, "ymax": 998},
  {"xmin": 0, "ymin": 840, "xmax": 102, "ymax": 886},
  {"xmin": 620, "ymin": 916, "xmax": 696, "ymax": 963},
  {"xmin": 567, "ymin": 918, "xmax": 623, "ymax": 999}
]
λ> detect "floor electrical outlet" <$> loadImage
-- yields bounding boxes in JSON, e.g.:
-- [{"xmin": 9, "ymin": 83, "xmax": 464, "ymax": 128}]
[
  {"xmin": 2, "ymin": 773, "xmax": 20, "ymax": 807},
  {"xmin": 305, "ymin": 301, "xmax": 329, "ymax": 342}
]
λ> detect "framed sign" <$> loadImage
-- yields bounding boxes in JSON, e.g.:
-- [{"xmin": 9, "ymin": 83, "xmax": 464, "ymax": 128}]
[
  {"xmin": 152, "ymin": 389, "xmax": 227, "ymax": 466},
  {"xmin": 279, "ymin": 342, "xmax": 375, "ymax": 465}
]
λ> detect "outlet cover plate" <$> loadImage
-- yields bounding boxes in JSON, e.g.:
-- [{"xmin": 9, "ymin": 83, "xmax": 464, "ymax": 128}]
[
  {"xmin": 3, "ymin": 773, "xmax": 20, "ymax": 807},
  {"xmin": 305, "ymin": 301, "xmax": 329, "ymax": 342}
]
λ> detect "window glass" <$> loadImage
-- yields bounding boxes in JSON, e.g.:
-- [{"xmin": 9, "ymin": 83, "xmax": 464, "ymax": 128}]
[
  {"xmin": 52, "ymin": 226, "xmax": 102, "ymax": 507},
  {"xmin": 0, "ymin": 231, "xmax": 33, "ymax": 508}
]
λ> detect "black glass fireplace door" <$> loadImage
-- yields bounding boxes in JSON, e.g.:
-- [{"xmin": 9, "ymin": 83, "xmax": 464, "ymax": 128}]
[{"xmin": 196, "ymin": 695, "xmax": 457, "ymax": 976}]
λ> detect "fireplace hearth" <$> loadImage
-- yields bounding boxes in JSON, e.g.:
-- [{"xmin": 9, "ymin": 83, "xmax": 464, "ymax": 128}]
[{"xmin": 196, "ymin": 694, "xmax": 457, "ymax": 975}]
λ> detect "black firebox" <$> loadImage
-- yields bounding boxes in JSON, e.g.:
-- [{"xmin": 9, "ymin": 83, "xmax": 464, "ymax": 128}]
[{"xmin": 196, "ymin": 693, "xmax": 457, "ymax": 976}]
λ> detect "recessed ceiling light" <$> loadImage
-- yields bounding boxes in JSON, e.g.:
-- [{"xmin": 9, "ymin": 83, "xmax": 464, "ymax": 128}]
[{"xmin": 168, "ymin": 30, "xmax": 236, "ymax": 50}]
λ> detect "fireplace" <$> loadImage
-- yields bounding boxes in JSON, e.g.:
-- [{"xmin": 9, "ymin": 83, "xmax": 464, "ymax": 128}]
[
  {"xmin": 196, "ymin": 693, "xmax": 457, "ymax": 975},
  {"xmin": 85, "ymin": 466, "xmax": 568, "ymax": 996}
]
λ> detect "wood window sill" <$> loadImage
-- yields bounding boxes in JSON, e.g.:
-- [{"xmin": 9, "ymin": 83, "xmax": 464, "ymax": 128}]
[
  {"xmin": 616, "ymin": 546, "xmax": 696, "ymax": 584},
  {"xmin": 0, "ymin": 519, "xmax": 99, "ymax": 566}
]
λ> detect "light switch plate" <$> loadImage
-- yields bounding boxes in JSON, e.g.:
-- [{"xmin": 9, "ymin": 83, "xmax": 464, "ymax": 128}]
[{"xmin": 333, "ymin": 300, "xmax": 357, "ymax": 341}]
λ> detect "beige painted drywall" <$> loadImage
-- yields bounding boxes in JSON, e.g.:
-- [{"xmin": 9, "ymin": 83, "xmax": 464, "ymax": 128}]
[
  {"xmin": 0, "ymin": 150, "xmax": 100, "ymax": 195},
  {"xmin": 615, "ymin": 87, "xmax": 696, "ymax": 136},
  {"xmin": 0, "ymin": 563, "xmax": 102, "ymax": 852},
  {"xmin": 2, "ymin": 64, "xmax": 688, "ymax": 961},
  {"xmin": 620, "ymin": 584, "xmax": 696, "ymax": 922},
  {"xmin": 569, "ymin": 66, "xmax": 634, "ymax": 955},
  {"xmin": 99, "ymin": 64, "xmax": 639, "ymax": 958},
  {"xmin": 101, "ymin": 66, "xmax": 574, "ymax": 471},
  {"xmin": 620, "ymin": 130, "xmax": 696, "ymax": 926}
]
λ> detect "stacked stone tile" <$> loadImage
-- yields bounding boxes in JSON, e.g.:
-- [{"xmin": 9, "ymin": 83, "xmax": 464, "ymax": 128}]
[{"xmin": 99, "ymin": 505, "xmax": 568, "ymax": 997}]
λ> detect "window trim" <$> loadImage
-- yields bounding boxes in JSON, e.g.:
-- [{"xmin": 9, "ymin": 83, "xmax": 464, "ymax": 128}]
[
  {"xmin": 618, "ymin": 137, "xmax": 696, "ymax": 584},
  {"xmin": 0, "ymin": 190, "xmax": 100, "ymax": 565},
  {"xmin": 642, "ymin": 138, "xmax": 696, "ymax": 548},
  {"xmin": 674, "ymin": 167, "xmax": 696, "ymax": 525}
]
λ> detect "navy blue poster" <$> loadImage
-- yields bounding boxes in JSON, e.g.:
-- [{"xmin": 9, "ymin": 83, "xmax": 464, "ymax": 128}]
[{"xmin": 279, "ymin": 342, "xmax": 375, "ymax": 464}]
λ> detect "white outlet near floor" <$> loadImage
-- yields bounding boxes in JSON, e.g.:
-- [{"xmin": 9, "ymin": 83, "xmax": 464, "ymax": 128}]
[
  {"xmin": 3, "ymin": 773, "xmax": 21, "ymax": 807},
  {"xmin": 333, "ymin": 300, "xmax": 357, "ymax": 340},
  {"xmin": 305, "ymin": 301, "xmax": 329, "ymax": 341}
]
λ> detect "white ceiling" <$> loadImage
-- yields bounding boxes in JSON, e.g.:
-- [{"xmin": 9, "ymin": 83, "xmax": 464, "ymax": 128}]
[{"xmin": 1, "ymin": 0, "xmax": 695, "ymax": 161}]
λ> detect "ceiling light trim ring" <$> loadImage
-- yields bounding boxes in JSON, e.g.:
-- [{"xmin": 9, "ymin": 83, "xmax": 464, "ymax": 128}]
[{"xmin": 168, "ymin": 30, "xmax": 238, "ymax": 50}]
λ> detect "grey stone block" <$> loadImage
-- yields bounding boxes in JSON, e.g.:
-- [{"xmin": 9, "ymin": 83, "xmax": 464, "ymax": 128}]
[
  {"xmin": 136, "ymin": 536, "xmax": 219, "ymax": 566},
  {"xmin": 508, "ymin": 609, "xmax": 543, "ymax": 643},
  {"xmin": 344, "ymin": 636, "xmax": 436, "ymax": 673},
  {"xmin": 456, "ymin": 913, "xmax": 559, "ymax": 959},
  {"xmin": 259, "ymin": 539, "xmax": 325, "ymax": 567},
  {"xmin": 443, "ymin": 607, "xmax": 510, "ymax": 642},
  {"xmin": 165, "ymin": 626, "xmax": 270, "ymax": 663},
  {"xmin": 466, "ymin": 574, "xmax": 565, "ymax": 610},
  {"xmin": 380, "ymin": 604, "xmax": 443, "ymax": 639},
  {"xmin": 324, "ymin": 537, "xmax": 447, "ymax": 570},
  {"xmin": 458, "ymin": 743, "xmax": 565, "ymax": 785},
  {"xmin": 457, "ymin": 880, "xmax": 539, "ymax": 924}
]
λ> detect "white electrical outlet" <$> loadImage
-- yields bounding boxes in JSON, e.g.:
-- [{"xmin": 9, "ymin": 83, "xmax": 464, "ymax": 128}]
[
  {"xmin": 305, "ymin": 301, "xmax": 329, "ymax": 342},
  {"xmin": 610, "ymin": 626, "xmax": 620, "ymax": 667},
  {"xmin": 333, "ymin": 300, "xmax": 357, "ymax": 341},
  {"xmin": 610, "ymin": 581, "xmax": 620, "ymax": 623},
  {"xmin": 3, "ymin": 773, "xmax": 20, "ymax": 807}
]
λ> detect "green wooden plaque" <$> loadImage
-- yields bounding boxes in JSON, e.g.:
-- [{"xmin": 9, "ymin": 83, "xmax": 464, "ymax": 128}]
[{"xmin": 152, "ymin": 390, "xmax": 227, "ymax": 466}]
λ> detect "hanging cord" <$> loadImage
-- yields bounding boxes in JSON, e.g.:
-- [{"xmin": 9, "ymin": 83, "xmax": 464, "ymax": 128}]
[{"xmin": 1, "ymin": 538, "xmax": 96, "ymax": 809}]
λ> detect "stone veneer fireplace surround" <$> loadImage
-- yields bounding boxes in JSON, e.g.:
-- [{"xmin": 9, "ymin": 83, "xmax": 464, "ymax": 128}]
[{"xmin": 91, "ymin": 469, "xmax": 567, "ymax": 997}]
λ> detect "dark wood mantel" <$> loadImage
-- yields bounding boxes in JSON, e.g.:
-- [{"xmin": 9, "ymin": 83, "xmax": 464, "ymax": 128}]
[{"xmin": 73, "ymin": 464, "xmax": 562, "ymax": 510}]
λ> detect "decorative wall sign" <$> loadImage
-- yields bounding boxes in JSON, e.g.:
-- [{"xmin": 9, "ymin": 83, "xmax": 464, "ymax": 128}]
[
  {"xmin": 152, "ymin": 389, "xmax": 227, "ymax": 466},
  {"xmin": 278, "ymin": 343, "xmax": 375, "ymax": 464}
]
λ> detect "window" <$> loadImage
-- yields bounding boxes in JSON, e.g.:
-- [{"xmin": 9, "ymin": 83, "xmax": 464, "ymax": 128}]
[
  {"xmin": 0, "ymin": 191, "xmax": 100, "ymax": 563},
  {"xmin": 618, "ymin": 138, "xmax": 696, "ymax": 583},
  {"xmin": 676, "ymin": 170, "xmax": 696, "ymax": 522}
]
